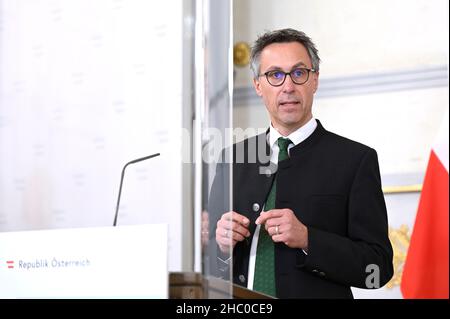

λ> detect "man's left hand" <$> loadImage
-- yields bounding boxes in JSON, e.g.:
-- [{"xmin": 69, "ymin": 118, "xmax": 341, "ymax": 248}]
[{"xmin": 256, "ymin": 208, "xmax": 308, "ymax": 251}]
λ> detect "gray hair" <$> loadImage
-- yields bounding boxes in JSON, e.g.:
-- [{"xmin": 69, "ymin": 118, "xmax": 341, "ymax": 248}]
[{"xmin": 250, "ymin": 28, "xmax": 321, "ymax": 79}]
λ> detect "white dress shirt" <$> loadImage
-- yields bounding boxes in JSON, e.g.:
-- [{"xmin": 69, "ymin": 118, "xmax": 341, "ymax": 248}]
[{"xmin": 247, "ymin": 117, "xmax": 317, "ymax": 290}]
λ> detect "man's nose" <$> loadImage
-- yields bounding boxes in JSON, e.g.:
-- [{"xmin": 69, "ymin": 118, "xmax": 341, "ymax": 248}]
[{"xmin": 282, "ymin": 74, "xmax": 296, "ymax": 93}]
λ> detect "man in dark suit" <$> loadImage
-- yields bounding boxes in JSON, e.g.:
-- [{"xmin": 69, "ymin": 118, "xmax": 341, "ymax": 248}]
[{"xmin": 209, "ymin": 28, "xmax": 393, "ymax": 298}]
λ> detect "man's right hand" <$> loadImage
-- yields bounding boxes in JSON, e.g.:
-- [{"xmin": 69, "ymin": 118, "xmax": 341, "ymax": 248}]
[{"xmin": 216, "ymin": 211, "xmax": 251, "ymax": 253}]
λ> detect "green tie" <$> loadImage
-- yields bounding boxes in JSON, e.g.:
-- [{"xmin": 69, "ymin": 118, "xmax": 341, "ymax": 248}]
[{"xmin": 253, "ymin": 137, "xmax": 291, "ymax": 297}]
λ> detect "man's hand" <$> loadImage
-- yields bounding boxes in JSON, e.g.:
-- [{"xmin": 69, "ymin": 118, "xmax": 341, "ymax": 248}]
[
  {"xmin": 256, "ymin": 208, "xmax": 308, "ymax": 250},
  {"xmin": 216, "ymin": 211, "xmax": 251, "ymax": 253}
]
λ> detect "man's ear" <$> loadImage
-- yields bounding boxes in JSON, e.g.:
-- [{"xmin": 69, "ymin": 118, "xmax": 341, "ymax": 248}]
[
  {"xmin": 312, "ymin": 71, "xmax": 319, "ymax": 94},
  {"xmin": 253, "ymin": 77, "xmax": 263, "ymax": 97}
]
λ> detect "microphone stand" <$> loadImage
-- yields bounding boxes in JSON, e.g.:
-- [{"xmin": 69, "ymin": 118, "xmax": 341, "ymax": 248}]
[{"xmin": 113, "ymin": 153, "xmax": 160, "ymax": 226}]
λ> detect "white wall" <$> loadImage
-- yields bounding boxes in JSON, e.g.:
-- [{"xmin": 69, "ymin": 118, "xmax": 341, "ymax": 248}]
[
  {"xmin": 234, "ymin": 0, "xmax": 448, "ymax": 84},
  {"xmin": 0, "ymin": 0, "xmax": 187, "ymax": 272}
]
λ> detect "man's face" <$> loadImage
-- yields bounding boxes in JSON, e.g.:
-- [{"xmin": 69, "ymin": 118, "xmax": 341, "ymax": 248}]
[{"xmin": 253, "ymin": 42, "xmax": 319, "ymax": 135}]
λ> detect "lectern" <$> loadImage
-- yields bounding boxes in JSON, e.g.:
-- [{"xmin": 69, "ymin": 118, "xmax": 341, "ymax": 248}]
[{"xmin": 169, "ymin": 272, "xmax": 274, "ymax": 299}]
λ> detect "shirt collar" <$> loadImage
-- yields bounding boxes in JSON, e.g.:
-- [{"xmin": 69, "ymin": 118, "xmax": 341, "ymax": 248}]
[{"xmin": 268, "ymin": 117, "xmax": 318, "ymax": 149}]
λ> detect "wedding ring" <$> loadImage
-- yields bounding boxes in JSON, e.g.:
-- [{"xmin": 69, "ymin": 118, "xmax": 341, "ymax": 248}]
[{"xmin": 275, "ymin": 225, "xmax": 279, "ymax": 235}]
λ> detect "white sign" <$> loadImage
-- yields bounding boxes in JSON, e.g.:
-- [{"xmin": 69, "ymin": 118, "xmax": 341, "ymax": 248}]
[{"xmin": 0, "ymin": 224, "xmax": 168, "ymax": 298}]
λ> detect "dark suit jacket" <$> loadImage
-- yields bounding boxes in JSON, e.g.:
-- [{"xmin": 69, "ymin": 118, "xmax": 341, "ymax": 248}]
[{"xmin": 208, "ymin": 120, "xmax": 393, "ymax": 298}]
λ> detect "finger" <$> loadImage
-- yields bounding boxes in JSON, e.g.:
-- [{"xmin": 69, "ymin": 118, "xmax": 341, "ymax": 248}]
[
  {"xmin": 216, "ymin": 211, "xmax": 251, "ymax": 245},
  {"xmin": 224, "ymin": 224, "xmax": 250, "ymax": 241},
  {"xmin": 255, "ymin": 211, "xmax": 269, "ymax": 225},
  {"xmin": 266, "ymin": 224, "xmax": 278, "ymax": 236},
  {"xmin": 264, "ymin": 216, "xmax": 285, "ymax": 228},
  {"xmin": 217, "ymin": 219, "xmax": 250, "ymax": 238},
  {"xmin": 216, "ymin": 229, "xmax": 234, "ymax": 248},
  {"xmin": 271, "ymin": 234, "xmax": 284, "ymax": 243},
  {"xmin": 221, "ymin": 211, "xmax": 250, "ymax": 227},
  {"xmin": 255, "ymin": 209, "xmax": 285, "ymax": 225},
  {"xmin": 230, "ymin": 231, "xmax": 246, "ymax": 242},
  {"xmin": 217, "ymin": 225, "xmax": 248, "ymax": 244},
  {"xmin": 231, "ymin": 220, "xmax": 251, "ymax": 238},
  {"xmin": 218, "ymin": 214, "xmax": 250, "ymax": 237}
]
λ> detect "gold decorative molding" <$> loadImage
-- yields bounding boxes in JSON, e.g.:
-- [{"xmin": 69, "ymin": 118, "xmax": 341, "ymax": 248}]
[
  {"xmin": 386, "ymin": 225, "xmax": 411, "ymax": 288},
  {"xmin": 383, "ymin": 184, "xmax": 422, "ymax": 194},
  {"xmin": 233, "ymin": 42, "xmax": 251, "ymax": 67}
]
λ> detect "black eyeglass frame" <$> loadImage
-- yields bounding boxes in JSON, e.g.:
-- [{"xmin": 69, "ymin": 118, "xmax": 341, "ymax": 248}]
[{"xmin": 259, "ymin": 67, "xmax": 316, "ymax": 87}]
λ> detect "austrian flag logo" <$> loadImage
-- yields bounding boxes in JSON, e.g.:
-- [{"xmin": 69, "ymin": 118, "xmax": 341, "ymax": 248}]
[{"xmin": 6, "ymin": 260, "xmax": 14, "ymax": 269}]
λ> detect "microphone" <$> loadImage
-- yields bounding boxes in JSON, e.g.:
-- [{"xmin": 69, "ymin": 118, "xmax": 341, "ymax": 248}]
[{"xmin": 113, "ymin": 153, "xmax": 160, "ymax": 226}]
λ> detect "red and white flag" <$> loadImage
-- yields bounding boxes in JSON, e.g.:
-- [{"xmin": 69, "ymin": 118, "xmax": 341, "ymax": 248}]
[{"xmin": 401, "ymin": 111, "xmax": 449, "ymax": 299}]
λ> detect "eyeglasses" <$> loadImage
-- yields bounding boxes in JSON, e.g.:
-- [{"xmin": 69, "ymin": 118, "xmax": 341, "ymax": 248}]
[{"xmin": 260, "ymin": 67, "xmax": 316, "ymax": 87}]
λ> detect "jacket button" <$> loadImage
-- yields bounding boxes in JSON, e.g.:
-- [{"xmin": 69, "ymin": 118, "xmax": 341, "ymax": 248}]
[
  {"xmin": 252, "ymin": 203, "xmax": 260, "ymax": 212},
  {"xmin": 319, "ymin": 272, "xmax": 326, "ymax": 277},
  {"xmin": 239, "ymin": 275, "xmax": 246, "ymax": 283},
  {"xmin": 312, "ymin": 269, "xmax": 319, "ymax": 273}
]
